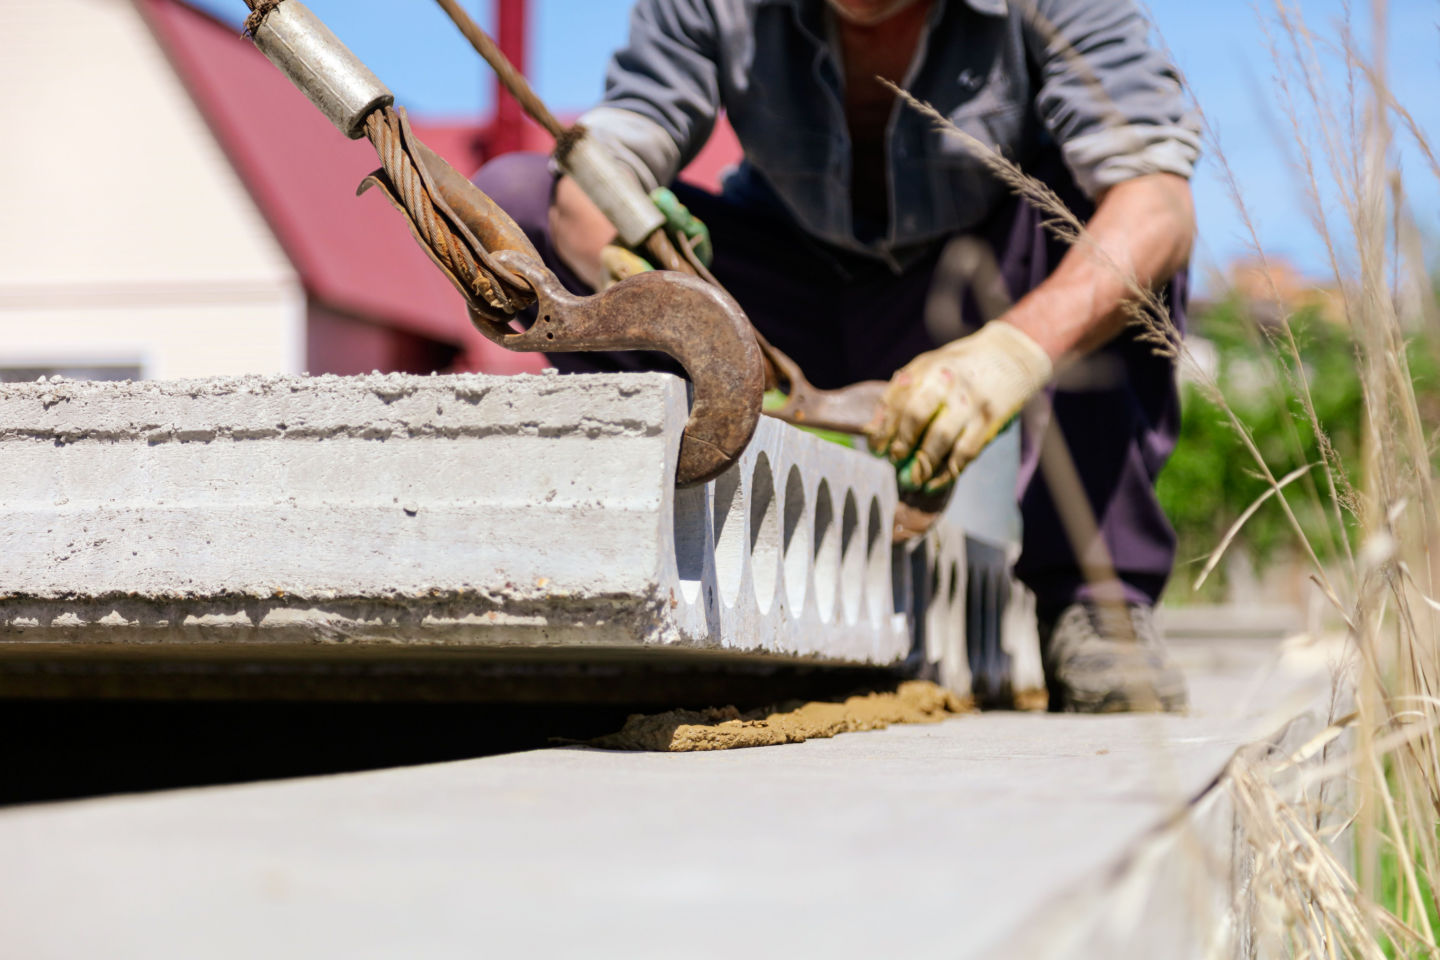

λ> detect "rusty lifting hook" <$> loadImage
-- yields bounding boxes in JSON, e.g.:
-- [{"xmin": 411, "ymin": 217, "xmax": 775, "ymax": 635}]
[
  {"xmin": 241, "ymin": 0, "xmax": 762, "ymax": 486},
  {"xmin": 424, "ymin": 0, "xmax": 891, "ymax": 437}
]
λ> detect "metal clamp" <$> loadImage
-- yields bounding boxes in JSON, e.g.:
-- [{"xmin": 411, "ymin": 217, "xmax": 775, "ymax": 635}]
[{"xmin": 251, "ymin": 0, "xmax": 394, "ymax": 139}]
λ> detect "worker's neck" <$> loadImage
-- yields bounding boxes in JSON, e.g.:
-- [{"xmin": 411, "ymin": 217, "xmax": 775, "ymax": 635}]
[
  {"xmin": 829, "ymin": 0, "xmax": 933, "ymax": 241},
  {"xmin": 830, "ymin": 1, "xmax": 932, "ymax": 71},
  {"xmin": 825, "ymin": 0, "xmax": 931, "ymax": 29}
]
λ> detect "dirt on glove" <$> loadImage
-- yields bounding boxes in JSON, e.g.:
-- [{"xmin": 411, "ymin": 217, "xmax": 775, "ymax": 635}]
[{"xmin": 583, "ymin": 680, "xmax": 973, "ymax": 752}]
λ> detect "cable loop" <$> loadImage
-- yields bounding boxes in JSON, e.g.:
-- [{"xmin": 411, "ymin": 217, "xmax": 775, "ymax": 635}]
[{"xmin": 242, "ymin": 0, "xmax": 285, "ymax": 38}]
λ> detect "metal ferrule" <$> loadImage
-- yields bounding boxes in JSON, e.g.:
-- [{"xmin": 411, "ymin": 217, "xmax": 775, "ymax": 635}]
[
  {"xmin": 558, "ymin": 136, "xmax": 666, "ymax": 249},
  {"xmin": 252, "ymin": 1, "xmax": 394, "ymax": 140}
]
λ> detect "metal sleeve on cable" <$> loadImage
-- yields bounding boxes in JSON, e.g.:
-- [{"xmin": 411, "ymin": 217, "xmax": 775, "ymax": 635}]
[
  {"xmin": 557, "ymin": 135, "xmax": 665, "ymax": 249},
  {"xmin": 251, "ymin": 0, "xmax": 394, "ymax": 139}
]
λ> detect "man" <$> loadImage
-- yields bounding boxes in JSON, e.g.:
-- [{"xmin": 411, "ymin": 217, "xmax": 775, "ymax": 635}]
[{"xmin": 474, "ymin": 0, "xmax": 1199, "ymax": 712}]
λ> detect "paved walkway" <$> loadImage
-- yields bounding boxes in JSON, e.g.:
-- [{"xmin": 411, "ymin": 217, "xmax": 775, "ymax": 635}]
[{"xmin": 0, "ymin": 631, "xmax": 1334, "ymax": 959}]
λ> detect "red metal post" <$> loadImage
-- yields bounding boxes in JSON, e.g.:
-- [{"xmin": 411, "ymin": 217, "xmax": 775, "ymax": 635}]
[{"xmin": 490, "ymin": 0, "xmax": 529, "ymax": 156}]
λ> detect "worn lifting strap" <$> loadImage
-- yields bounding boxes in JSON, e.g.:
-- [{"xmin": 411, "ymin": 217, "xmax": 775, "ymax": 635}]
[
  {"xmin": 241, "ymin": 0, "xmax": 766, "ymax": 486},
  {"xmin": 358, "ymin": 106, "xmax": 538, "ymax": 317}
]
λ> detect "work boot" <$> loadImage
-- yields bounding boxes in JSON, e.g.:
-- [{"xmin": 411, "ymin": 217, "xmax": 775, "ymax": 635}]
[{"xmin": 1038, "ymin": 602, "xmax": 1188, "ymax": 713}]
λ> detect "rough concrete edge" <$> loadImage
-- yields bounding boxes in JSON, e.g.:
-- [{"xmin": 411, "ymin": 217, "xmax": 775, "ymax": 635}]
[
  {"xmin": 0, "ymin": 371, "xmax": 679, "ymax": 442},
  {"xmin": 0, "ymin": 593, "xmax": 668, "ymax": 646}
]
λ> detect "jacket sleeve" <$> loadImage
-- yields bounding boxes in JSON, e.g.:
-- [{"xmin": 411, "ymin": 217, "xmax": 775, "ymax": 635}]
[
  {"xmin": 573, "ymin": 0, "xmax": 722, "ymax": 191},
  {"xmin": 1024, "ymin": 0, "xmax": 1201, "ymax": 197}
]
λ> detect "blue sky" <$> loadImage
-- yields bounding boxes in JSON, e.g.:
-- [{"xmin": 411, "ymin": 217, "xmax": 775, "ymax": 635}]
[{"xmin": 195, "ymin": 0, "xmax": 1440, "ymax": 290}]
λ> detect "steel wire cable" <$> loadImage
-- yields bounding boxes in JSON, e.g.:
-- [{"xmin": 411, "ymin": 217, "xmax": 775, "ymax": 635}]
[{"xmin": 242, "ymin": 0, "xmax": 519, "ymax": 313}]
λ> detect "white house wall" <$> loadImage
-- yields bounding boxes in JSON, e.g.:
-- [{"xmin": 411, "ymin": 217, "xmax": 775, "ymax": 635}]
[{"xmin": 0, "ymin": 0, "xmax": 304, "ymax": 379}]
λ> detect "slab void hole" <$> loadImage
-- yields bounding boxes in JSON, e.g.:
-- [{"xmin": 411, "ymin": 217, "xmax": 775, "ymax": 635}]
[
  {"xmin": 926, "ymin": 557, "xmax": 951, "ymax": 662},
  {"xmin": 891, "ymin": 543, "xmax": 909, "ymax": 624},
  {"xmin": 929, "ymin": 554, "xmax": 944, "ymax": 611},
  {"xmin": 712, "ymin": 466, "xmax": 746, "ymax": 608},
  {"xmin": 966, "ymin": 564, "xmax": 986, "ymax": 657},
  {"xmin": 749, "ymin": 454, "xmax": 779, "ymax": 614},
  {"xmin": 812, "ymin": 479, "xmax": 839, "ymax": 622},
  {"xmin": 781, "ymin": 465, "xmax": 809, "ymax": 613},
  {"xmin": 671, "ymin": 483, "xmax": 707, "ymax": 605},
  {"xmin": 864, "ymin": 497, "xmax": 888, "ymax": 627},
  {"xmin": 839, "ymin": 489, "xmax": 863, "ymax": 625}
]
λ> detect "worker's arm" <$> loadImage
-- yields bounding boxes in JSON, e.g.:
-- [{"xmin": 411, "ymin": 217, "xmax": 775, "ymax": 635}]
[
  {"xmin": 868, "ymin": 171, "xmax": 1194, "ymax": 492},
  {"xmin": 869, "ymin": 0, "xmax": 1201, "ymax": 491},
  {"xmin": 551, "ymin": 175, "xmax": 618, "ymax": 291},
  {"xmin": 1007, "ymin": 0, "xmax": 1201, "ymax": 359},
  {"xmin": 550, "ymin": 175, "xmax": 713, "ymax": 291},
  {"xmin": 550, "ymin": 0, "xmax": 724, "ymax": 288},
  {"xmin": 574, "ymin": 0, "xmax": 722, "ymax": 194},
  {"xmin": 1003, "ymin": 171, "xmax": 1194, "ymax": 362}
]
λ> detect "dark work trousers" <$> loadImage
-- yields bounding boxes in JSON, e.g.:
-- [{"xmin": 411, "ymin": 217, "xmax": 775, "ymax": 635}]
[{"xmin": 471, "ymin": 152, "xmax": 1186, "ymax": 615}]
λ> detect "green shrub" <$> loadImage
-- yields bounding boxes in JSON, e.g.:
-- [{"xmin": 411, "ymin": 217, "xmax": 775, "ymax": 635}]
[{"xmin": 1158, "ymin": 296, "xmax": 1439, "ymax": 601}]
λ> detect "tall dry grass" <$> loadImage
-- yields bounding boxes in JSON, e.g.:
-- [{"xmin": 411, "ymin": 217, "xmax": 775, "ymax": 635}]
[
  {"xmin": 1200, "ymin": 4, "xmax": 1440, "ymax": 953},
  {"xmin": 896, "ymin": 0, "xmax": 1439, "ymax": 952}
]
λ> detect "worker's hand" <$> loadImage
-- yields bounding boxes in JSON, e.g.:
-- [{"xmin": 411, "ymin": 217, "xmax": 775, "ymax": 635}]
[
  {"xmin": 598, "ymin": 245, "xmax": 653, "ymax": 288},
  {"xmin": 867, "ymin": 321, "xmax": 1053, "ymax": 493},
  {"xmin": 598, "ymin": 188, "xmax": 713, "ymax": 289}
]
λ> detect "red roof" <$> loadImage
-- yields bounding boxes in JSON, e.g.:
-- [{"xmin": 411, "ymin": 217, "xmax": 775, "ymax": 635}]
[{"xmin": 137, "ymin": 0, "xmax": 740, "ymax": 372}]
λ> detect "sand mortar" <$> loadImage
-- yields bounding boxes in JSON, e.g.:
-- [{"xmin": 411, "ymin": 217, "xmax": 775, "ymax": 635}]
[{"xmin": 584, "ymin": 680, "xmax": 974, "ymax": 751}]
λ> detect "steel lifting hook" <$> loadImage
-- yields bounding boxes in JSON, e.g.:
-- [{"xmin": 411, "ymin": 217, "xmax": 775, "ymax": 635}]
[{"xmin": 241, "ymin": 0, "xmax": 763, "ymax": 486}]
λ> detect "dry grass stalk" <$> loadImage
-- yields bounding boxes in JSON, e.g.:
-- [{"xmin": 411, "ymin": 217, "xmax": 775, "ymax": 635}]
[
  {"xmin": 891, "ymin": 0, "xmax": 1439, "ymax": 948},
  {"xmin": 1209, "ymin": 0, "xmax": 1438, "ymax": 946}
]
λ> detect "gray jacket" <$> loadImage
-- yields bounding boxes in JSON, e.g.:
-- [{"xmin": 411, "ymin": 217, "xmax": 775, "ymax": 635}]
[{"xmin": 580, "ymin": 0, "xmax": 1200, "ymax": 264}]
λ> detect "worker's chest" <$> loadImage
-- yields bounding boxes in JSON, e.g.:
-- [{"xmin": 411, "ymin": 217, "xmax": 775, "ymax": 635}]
[{"xmin": 716, "ymin": 6, "xmax": 1033, "ymax": 241}]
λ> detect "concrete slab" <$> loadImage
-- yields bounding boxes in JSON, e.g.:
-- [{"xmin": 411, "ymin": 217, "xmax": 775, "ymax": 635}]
[
  {"xmin": 0, "ymin": 372, "xmax": 917, "ymax": 666},
  {"xmin": 0, "ymin": 632, "xmax": 1338, "ymax": 959}
]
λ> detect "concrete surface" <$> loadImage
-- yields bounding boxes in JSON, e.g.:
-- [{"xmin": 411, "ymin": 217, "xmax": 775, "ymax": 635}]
[
  {"xmin": 0, "ymin": 372, "xmax": 927, "ymax": 667},
  {"xmin": 0, "ymin": 632, "xmax": 1340, "ymax": 959}
]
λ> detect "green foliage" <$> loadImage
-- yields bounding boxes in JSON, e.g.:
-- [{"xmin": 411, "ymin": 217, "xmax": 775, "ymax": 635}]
[
  {"xmin": 1368, "ymin": 760, "xmax": 1440, "ymax": 958},
  {"xmin": 1375, "ymin": 834, "xmax": 1440, "ymax": 958},
  {"xmin": 1157, "ymin": 298, "xmax": 1440, "ymax": 601}
]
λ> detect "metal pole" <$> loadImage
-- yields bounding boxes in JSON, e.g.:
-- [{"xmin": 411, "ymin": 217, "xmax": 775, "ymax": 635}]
[{"xmin": 491, "ymin": 0, "xmax": 529, "ymax": 155}]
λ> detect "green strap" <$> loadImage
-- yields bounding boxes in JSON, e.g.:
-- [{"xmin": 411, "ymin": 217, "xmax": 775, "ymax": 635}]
[{"xmin": 650, "ymin": 187, "xmax": 713, "ymax": 267}]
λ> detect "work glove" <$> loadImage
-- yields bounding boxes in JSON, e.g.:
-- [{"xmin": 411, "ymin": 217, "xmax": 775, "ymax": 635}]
[
  {"xmin": 867, "ymin": 321, "xmax": 1053, "ymax": 494},
  {"xmin": 598, "ymin": 187, "xmax": 713, "ymax": 289}
]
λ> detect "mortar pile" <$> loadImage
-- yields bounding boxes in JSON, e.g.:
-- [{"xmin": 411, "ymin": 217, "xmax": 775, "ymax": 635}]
[{"xmin": 584, "ymin": 682, "xmax": 972, "ymax": 752}]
